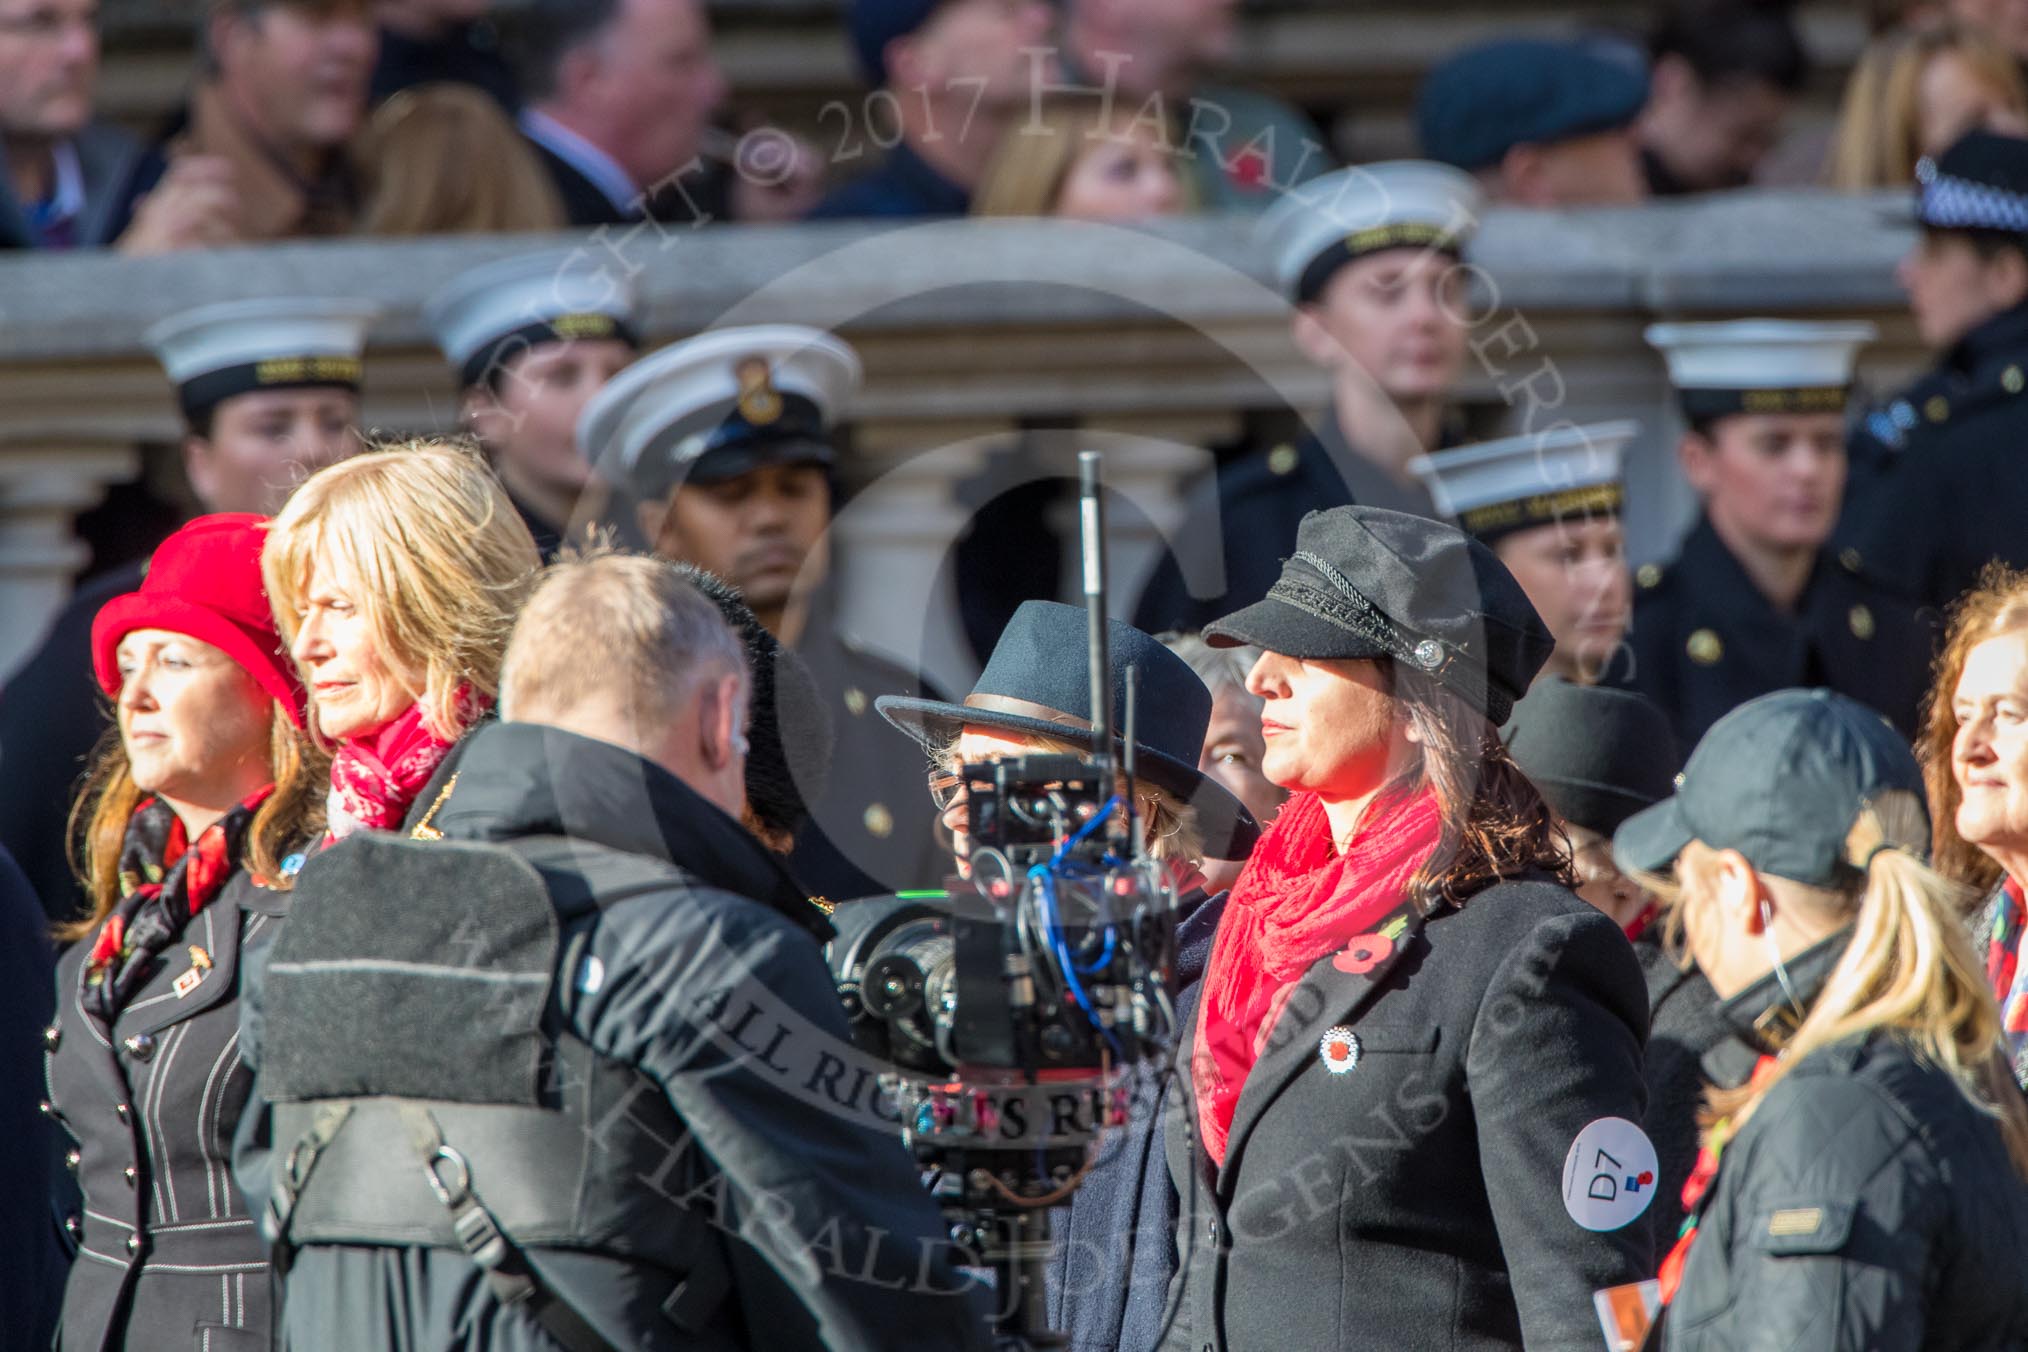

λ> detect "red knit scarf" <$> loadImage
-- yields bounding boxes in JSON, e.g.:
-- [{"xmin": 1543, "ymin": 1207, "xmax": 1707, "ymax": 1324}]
[
  {"xmin": 1193, "ymin": 786, "xmax": 1442, "ymax": 1165},
  {"xmin": 324, "ymin": 699, "xmax": 465, "ymax": 842}
]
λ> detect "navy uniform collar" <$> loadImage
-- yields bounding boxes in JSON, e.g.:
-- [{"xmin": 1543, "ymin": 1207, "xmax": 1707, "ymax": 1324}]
[
  {"xmin": 1678, "ymin": 513, "xmax": 1829, "ymax": 620},
  {"xmin": 1307, "ymin": 402, "xmax": 1445, "ymax": 521},
  {"xmin": 1946, "ymin": 300, "xmax": 2028, "ymax": 379},
  {"xmin": 881, "ymin": 139, "xmax": 971, "ymax": 216}
]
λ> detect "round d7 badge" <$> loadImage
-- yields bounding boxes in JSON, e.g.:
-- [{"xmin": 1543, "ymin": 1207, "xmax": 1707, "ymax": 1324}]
[{"xmin": 1560, "ymin": 1116, "xmax": 1658, "ymax": 1232}]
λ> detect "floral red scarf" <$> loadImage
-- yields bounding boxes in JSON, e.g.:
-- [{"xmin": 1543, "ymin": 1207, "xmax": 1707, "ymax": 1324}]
[
  {"xmin": 325, "ymin": 699, "xmax": 465, "ymax": 842},
  {"xmin": 1193, "ymin": 786, "xmax": 1442, "ymax": 1166},
  {"xmin": 85, "ymin": 787, "xmax": 272, "ymax": 1020},
  {"xmin": 1988, "ymin": 878, "xmax": 2028, "ymax": 1077}
]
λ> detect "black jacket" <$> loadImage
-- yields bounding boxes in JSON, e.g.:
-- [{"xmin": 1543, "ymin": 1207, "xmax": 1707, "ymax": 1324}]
[
  {"xmin": 47, "ymin": 870, "xmax": 283, "ymax": 1351},
  {"xmin": 1134, "ymin": 410, "xmax": 1440, "ymax": 635},
  {"xmin": 3, "ymin": 846, "xmax": 64, "ymax": 1350},
  {"xmin": 805, "ymin": 140, "xmax": 970, "ymax": 220},
  {"xmin": 0, "ymin": 563, "xmax": 140, "ymax": 923},
  {"xmin": 1049, "ymin": 887, "xmax": 1225, "ymax": 1352},
  {"xmin": 235, "ymin": 721, "xmax": 993, "ymax": 1351},
  {"xmin": 1847, "ymin": 302, "xmax": 2028, "ymax": 611},
  {"xmin": 1627, "ymin": 515, "xmax": 1935, "ymax": 749},
  {"xmin": 1633, "ymin": 930, "xmax": 1727, "ymax": 1250},
  {"xmin": 1664, "ymin": 1014, "xmax": 2028, "ymax": 1349},
  {"xmin": 1162, "ymin": 877, "xmax": 1654, "ymax": 1352}
]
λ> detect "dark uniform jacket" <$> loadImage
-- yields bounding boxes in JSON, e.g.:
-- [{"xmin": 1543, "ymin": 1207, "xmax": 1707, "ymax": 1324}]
[
  {"xmin": 234, "ymin": 721, "xmax": 992, "ymax": 1352},
  {"xmin": 1847, "ymin": 302, "xmax": 2028, "ymax": 612},
  {"xmin": 805, "ymin": 140, "xmax": 970, "ymax": 220},
  {"xmin": 1627, "ymin": 515, "xmax": 1934, "ymax": 750},
  {"xmin": 1664, "ymin": 1030, "xmax": 2028, "ymax": 1350},
  {"xmin": 1049, "ymin": 887, "xmax": 1225, "ymax": 1352},
  {"xmin": 1633, "ymin": 930, "xmax": 1726, "ymax": 1251},
  {"xmin": 1134, "ymin": 410, "xmax": 1440, "ymax": 635},
  {"xmin": 0, "ymin": 563, "xmax": 141, "ymax": 923},
  {"xmin": 46, "ymin": 870, "xmax": 283, "ymax": 1351},
  {"xmin": 791, "ymin": 619, "xmax": 948, "ymax": 901},
  {"xmin": 1161, "ymin": 877, "xmax": 1654, "ymax": 1352},
  {"xmin": 4, "ymin": 846, "xmax": 65, "ymax": 1348}
]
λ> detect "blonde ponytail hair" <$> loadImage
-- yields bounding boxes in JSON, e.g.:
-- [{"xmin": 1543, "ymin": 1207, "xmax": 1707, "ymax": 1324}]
[{"xmin": 1699, "ymin": 790, "xmax": 2028, "ymax": 1177}]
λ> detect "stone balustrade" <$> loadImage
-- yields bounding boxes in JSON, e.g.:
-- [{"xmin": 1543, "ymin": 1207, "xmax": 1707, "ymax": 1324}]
[{"xmin": 0, "ymin": 191, "xmax": 1924, "ymax": 691}]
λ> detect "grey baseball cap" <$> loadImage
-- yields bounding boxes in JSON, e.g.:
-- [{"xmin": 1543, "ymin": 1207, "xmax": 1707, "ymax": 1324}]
[{"xmin": 1612, "ymin": 688, "xmax": 1926, "ymax": 888}]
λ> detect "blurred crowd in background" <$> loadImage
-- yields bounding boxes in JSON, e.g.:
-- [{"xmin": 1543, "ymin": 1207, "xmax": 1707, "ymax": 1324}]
[{"xmin": 10, "ymin": 0, "xmax": 2028, "ymax": 252}]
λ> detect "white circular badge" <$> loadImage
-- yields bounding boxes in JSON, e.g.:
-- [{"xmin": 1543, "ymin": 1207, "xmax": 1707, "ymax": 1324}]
[{"xmin": 1560, "ymin": 1116, "xmax": 1659, "ymax": 1233}]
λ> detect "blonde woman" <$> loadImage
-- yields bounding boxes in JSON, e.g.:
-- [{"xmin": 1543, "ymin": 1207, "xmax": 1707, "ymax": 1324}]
[
  {"xmin": 1826, "ymin": 20, "xmax": 2028, "ymax": 189},
  {"xmin": 48, "ymin": 515, "xmax": 324, "ymax": 1350},
  {"xmin": 1615, "ymin": 688, "xmax": 2028, "ymax": 1347},
  {"xmin": 263, "ymin": 439, "xmax": 540, "ymax": 839},
  {"xmin": 358, "ymin": 83, "xmax": 568, "ymax": 235},
  {"xmin": 973, "ymin": 92, "xmax": 1190, "ymax": 220}
]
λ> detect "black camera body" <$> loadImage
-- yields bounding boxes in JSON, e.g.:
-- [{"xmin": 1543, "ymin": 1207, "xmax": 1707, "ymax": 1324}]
[{"xmin": 824, "ymin": 451, "xmax": 1175, "ymax": 1346}]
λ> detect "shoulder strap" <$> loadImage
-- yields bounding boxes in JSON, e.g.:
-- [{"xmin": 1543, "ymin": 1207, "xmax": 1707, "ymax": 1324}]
[{"xmin": 398, "ymin": 1103, "xmax": 623, "ymax": 1352}]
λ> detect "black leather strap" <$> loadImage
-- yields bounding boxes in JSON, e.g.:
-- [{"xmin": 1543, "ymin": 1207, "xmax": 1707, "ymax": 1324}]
[{"xmin": 400, "ymin": 1104, "xmax": 623, "ymax": 1352}]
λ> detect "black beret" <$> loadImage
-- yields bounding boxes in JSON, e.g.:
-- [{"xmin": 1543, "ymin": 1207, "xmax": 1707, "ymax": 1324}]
[
  {"xmin": 1501, "ymin": 678, "xmax": 1680, "ymax": 838},
  {"xmin": 1418, "ymin": 36, "xmax": 1650, "ymax": 172},
  {"xmin": 1204, "ymin": 506, "xmax": 1555, "ymax": 726}
]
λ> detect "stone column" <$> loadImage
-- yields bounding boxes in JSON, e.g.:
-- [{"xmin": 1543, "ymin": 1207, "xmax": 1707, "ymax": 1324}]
[{"xmin": 0, "ymin": 443, "xmax": 141, "ymax": 685}]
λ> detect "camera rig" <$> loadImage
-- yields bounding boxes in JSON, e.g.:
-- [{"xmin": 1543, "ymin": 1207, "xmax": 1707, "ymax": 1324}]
[{"xmin": 826, "ymin": 453, "xmax": 1181, "ymax": 1347}]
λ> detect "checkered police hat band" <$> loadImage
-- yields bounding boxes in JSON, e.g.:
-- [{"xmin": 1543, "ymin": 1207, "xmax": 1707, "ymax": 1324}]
[{"xmin": 1916, "ymin": 168, "xmax": 2028, "ymax": 234}]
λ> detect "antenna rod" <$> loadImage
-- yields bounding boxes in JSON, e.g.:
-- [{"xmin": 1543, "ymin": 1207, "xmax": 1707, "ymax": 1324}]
[
  {"xmin": 1078, "ymin": 451, "xmax": 1114, "ymax": 800},
  {"xmin": 1121, "ymin": 662, "xmax": 1140, "ymax": 855}
]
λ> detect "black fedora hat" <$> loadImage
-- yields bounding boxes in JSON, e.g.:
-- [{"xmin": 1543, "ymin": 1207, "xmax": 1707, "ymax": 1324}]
[
  {"xmin": 1501, "ymin": 678, "xmax": 1680, "ymax": 838},
  {"xmin": 1205, "ymin": 506, "xmax": 1554, "ymax": 725},
  {"xmin": 876, "ymin": 601, "xmax": 1260, "ymax": 859}
]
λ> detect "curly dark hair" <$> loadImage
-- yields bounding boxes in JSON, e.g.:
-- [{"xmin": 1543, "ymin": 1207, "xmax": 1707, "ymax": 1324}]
[{"xmin": 671, "ymin": 565, "xmax": 834, "ymax": 849}]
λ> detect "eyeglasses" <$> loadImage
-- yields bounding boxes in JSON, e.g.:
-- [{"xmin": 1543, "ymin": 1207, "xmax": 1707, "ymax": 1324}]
[{"xmin": 927, "ymin": 771, "xmax": 963, "ymax": 811}]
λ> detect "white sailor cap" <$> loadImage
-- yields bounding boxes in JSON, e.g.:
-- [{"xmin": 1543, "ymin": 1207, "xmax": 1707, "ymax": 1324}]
[
  {"xmin": 143, "ymin": 297, "xmax": 379, "ymax": 423},
  {"xmin": 423, "ymin": 250, "xmax": 640, "ymax": 390},
  {"xmin": 1259, "ymin": 161, "xmax": 1483, "ymax": 303},
  {"xmin": 578, "ymin": 324, "xmax": 862, "ymax": 496},
  {"xmin": 1409, "ymin": 420, "xmax": 1638, "ymax": 542},
  {"xmin": 1645, "ymin": 320, "xmax": 1877, "ymax": 422}
]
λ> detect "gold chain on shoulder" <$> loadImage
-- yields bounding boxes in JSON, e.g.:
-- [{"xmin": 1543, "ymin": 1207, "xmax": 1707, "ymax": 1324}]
[{"xmin": 409, "ymin": 772, "xmax": 459, "ymax": 841}]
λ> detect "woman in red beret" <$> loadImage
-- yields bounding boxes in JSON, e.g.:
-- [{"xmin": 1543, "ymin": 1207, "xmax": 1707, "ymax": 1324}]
[{"xmin": 45, "ymin": 513, "xmax": 325, "ymax": 1351}]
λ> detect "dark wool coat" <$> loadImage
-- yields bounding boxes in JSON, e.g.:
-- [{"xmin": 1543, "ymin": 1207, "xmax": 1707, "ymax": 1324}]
[{"xmin": 1161, "ymin": 877, "xmax": 1655, "ymax": 1352}]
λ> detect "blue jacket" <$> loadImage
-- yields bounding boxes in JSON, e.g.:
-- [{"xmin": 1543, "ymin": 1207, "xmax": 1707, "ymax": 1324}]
[{"xmin": 1047, "ymin": 888, "xmax": 1227, "ymax": 1352}]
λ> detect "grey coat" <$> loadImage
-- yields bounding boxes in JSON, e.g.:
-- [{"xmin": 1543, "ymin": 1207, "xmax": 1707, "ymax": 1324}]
[{"xmin": 46, "ymin": 872, "xmax": 279, "ymax": 1351}]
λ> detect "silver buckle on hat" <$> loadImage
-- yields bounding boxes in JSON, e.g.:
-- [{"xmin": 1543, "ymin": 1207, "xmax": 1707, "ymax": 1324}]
[{"xmin": 1412, "ymin": 639, "xmax": 1447, "ymax": 672}]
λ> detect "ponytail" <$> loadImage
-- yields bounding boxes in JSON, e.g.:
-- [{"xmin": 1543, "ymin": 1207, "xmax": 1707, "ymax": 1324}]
[{"xmin": 1710, "ymin": 790, "xmax": 2028, "ymax": 1177}]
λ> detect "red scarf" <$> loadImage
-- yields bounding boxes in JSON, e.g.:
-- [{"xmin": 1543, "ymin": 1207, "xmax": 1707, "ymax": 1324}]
[
  {"xmin": 85, "ymin": 787, "xmax": 272, "ymax": 1019},
  {"xmin": 1193, "ymin": 786, "xmax": 1442, "ymax": 1165},
  {"xmin": 325, "ymin": 699, "xmax": 466, "ymax": 841}
]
